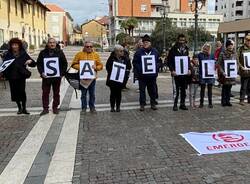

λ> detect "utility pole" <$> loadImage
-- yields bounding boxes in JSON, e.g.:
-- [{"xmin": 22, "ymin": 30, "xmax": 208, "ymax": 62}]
[
  {"xmin": 190, "ymin": 0, "xmax": 206, "ymax": 53},
  {"xmin": 162, "ymin": 0, "xmax": 169, "ymax": 53}
]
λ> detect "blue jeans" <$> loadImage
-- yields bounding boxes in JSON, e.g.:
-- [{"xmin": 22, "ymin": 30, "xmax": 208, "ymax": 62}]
[{"xmin": 80, "ymin": 80, "xmax": 96, "ymax": 109}]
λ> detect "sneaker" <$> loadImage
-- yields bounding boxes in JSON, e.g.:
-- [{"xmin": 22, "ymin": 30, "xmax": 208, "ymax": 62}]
[
  {"xmin": 173, "ymin": 105, "xmax": 178, "ymax": 111},
  {"xmin": 22, "ymin": 109, "xmax": 30, "ymax": 115},
  {"xmin": 199, "ymin": 104, "xmax": 204, "ymax": 108},
  {"xmin": 90, "ymin": 108, "xmax": 97, "ymax": 113},
  {"xmin": 40, "ymin": 110, "xmax": 49, "ymax": 116},
  {"xmin": 110, "ymin": 108, "xmax": 115, "ymax": 112},
  {"xmin": 179, "ymin": 105, "xmax": 188, "ymax": 110},
  {"xmin": 151, "ymin": 105, "xmax": 157, "ymax": 110},
  {"xmin": 81, "ymin": 108, "xmax": 87, "ymax": 113},
  {"xmin": 227, "ymin": 103, "xmax": 232, "ymax": 107},
  {"xmin": 208, "ymin": 104, "xmax": 213, "ymax": 108},
  {"xmin": 116, "ymin": 108, "xmax": 121, "ymax": 112},
  {"xmin": 239, "ymin": 101, "xmax": 245, "ymax": 106},
  {"xmin": 17, "ymin": 109, "xmax": 22, "ymax": 114},
  {"xmin": 140, "ymin": 105, "xmax": 145, "ymax": 111},
  {"xmin": 53, "ymin": 108, "xmax": 59, "ymax": 114}
]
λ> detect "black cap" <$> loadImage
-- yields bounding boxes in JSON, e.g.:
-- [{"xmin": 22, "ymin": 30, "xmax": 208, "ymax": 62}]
[
  {"xmin": 142, "ymin": 34, "xmax": 151, "ymax": 42},
  {"xmin": 226, "ymin": 39, "xmax": 234, "ymax": 48}
]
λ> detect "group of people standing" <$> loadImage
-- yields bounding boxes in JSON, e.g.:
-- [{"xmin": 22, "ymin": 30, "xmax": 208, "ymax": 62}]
[{"xmin": 1, "ymin": 33, "xmax": 250, "ymax": 114}]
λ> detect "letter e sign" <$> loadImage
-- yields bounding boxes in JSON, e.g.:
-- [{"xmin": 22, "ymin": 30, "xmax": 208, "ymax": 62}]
[{"xmin": 141, "ymin": 55, "xmax": 156, "ymax": 74}]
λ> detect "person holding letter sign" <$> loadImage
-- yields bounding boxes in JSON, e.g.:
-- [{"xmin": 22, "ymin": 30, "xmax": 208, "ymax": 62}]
[
  {"xmin": 168, "ymin": 34, "xmax": 191, "ymax": 111},
  {"xmin": 237, "ymin": 35, "xmax": 250, "ymax": 105},
  {"xmin": 37, "ymin": 38, "xmax": 68, "ymax": 115},
  {"xmin": 106, "ymin": 45, "xmax": 131, "ymax": 112},
  {"xmin": 1, "ymin": 38, "xmax": 36, "ymax": 114},
  {"xmin": 71, "ymin": 41, "xmax": 103, "ymax": 113},
  {"xmin": 132, "ymin": 35, "xmax": 160, "ymax": 111},
  {"xmin": 217, "ymin": 39, "xmax": 237, "ymax": 107},
  {"xmin": 198, "ymin": 43, "xmax": 215, "ymax": 108}
]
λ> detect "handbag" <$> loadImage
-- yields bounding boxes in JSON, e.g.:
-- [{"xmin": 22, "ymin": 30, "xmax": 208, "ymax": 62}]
[
  {"xmin": 65, "ymin": 64, "xmax": 80, "ymax": 98},
  {"xmin": 19, "ymin": 66, "xmax": 31, "ymax": 79}
]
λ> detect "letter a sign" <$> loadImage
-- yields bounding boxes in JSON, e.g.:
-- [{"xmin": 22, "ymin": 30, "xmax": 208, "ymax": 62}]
[
  {"xmin": 243, "ymin": 52, "xmax": 250, "ymax": 70},
  {"xmin": 44, "ymin": 57, "xmax": 60, "ymax": 78},
  {"xmin": 141, "ymin": 55, "xmax": 156, "ymax": 74},
  {"xmin": 224, "ymin": 60, "xmax": 237, "ymax": 78},
  {"xmin": 110, "ymin": 62, "xmax": 126, "ymax": 83},
  {"xmin": 175, "ymin": 56, "xmax": 189, "ymax": 75},
  {"xmin": 79, "ymin": 60, "xmax": 95, "ymax": 79},
  {"xmin": 202, "ymin": 60, "xmax": 215, "ymax": 79}
]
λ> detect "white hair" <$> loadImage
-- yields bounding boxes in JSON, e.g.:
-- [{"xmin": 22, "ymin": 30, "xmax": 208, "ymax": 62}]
[{"xmin": 113, "ymin": 44, "xmax": 124, "ymax": 52}]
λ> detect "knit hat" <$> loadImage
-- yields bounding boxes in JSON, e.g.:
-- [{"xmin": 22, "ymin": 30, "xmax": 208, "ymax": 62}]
[
  {"xmin": 142, "ymin": 34, "xmax": 151, "ymax": 42},
  {"xmin": 226, "ymin": 39, "xmax": 234, "ymax": 48}
]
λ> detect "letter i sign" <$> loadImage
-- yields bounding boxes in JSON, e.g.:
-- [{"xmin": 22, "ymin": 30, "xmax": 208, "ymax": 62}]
[{"xmin": 244, "ymin": 53, "xmax": 250, "ymax": 70}]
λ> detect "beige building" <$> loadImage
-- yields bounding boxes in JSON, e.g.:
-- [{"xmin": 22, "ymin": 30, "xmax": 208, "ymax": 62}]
[
  {"xmin": 81, "ymin": 20, "xmax": 109, "ymax": 49},
  {"xmin": 0, "ymin": 0, "xmax": 49, "ymax": 48},
  {"xmin": 46, "ymin": 4, "xmax": 74, "ymax": 44},
  {"xmin": 71, "ymin": 27, "xmax": 82, "ymax": 45}
]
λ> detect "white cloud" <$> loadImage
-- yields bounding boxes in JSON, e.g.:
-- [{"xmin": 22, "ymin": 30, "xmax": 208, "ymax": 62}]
[{"xmin": 45, "ymin": 0, "xmax": 108, "ymax": 24}]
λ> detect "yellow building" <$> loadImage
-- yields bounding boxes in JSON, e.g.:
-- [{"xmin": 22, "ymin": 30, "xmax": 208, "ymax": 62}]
[
  {"xmin": 81, "ymin": 20, "xmax": 109, "ymax": 48},
  {"xmin": 0, "ymin": 0, "xmax": 49, "ymax": 49}
]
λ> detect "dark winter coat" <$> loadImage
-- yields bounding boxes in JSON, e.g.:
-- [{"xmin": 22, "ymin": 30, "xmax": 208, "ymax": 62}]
[
  {"xmin": 237, "ymin": 44, "xmax": 250, "ymax": 78},
  {"xmin": 132, "ymin": 47, "xmax": 160, "ymax": 79},
  {"xmin": 217, "ymin": 49, "xmax": 237, "ymax": 85},
  {"xmin": 198, "ymin": 52, "xmax": 215, "ymax": 85},
  {"xmin": 106, "ymin": 52, "xmax": 131, "ymax": 88},
  {"xmin": 37, "ymin": 47, "xmax": 68, "ymax": 78},
  {"xmin": 3, "ymin": 48, "xmax": 36, "ymax": 80},
  {"xmin": 167, "ymin": 43, "xmax": 190, "ymax": 73}
]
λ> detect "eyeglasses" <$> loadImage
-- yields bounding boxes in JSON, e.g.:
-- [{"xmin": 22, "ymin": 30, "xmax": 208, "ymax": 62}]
[{"xmin": 85, "ymin": 46, "xmax": 93, "ymax": 48}]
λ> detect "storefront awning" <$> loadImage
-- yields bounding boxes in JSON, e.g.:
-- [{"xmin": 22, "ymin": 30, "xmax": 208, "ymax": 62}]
[{"xmin": 218, "ymin": 19, "xmax": 250, "ymax": 33}]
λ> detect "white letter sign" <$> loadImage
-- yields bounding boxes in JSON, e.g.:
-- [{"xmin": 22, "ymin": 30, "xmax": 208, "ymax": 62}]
[
  {"xmin": 79, "ymin": 60, "xmax": 95, "ymax": 79},
  {"xmin": 175, "ymin": 56, "xmax": 189, "ymax": 75},
  {"xmin": 243, "ymin": 53, "xmax": 250, "ymax": 70},
  {"xmin": 141, "ymin": 55, "xmax": 156, "ymax": 74},
  {"xmin": 0, "ymin": 59, "xmax": 15, "ymax": 73},
  {"xmin": 224, "ymin": 60, "xmax": 237, "ymax": 78},
  {"xmin": 181, "ymin": 130, "xmax": 250, "ymax": 155},
  {"xmin": 202, "ymin": 60, "xmax": 215, "ymax": 79},
  {"xmin": 44, "ymin": 57, "xmax": 60, "ymax": 78},
  {"xmin": 110, "ymin": 62, "xmax": 126, "ymax": 83}
]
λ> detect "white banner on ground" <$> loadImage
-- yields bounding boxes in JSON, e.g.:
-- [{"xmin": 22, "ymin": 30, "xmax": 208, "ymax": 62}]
[
  {"xmin": 202, "ymin": 60, "xmax": 215, "ymax": 79},
  {"xmin": 79, "ymin": 60, "xmax": 95, "ymax": 79},
  {"xmin": 180, "ymin": 130, "xmax": 250, "ymax": 155},
  {"xmin": 175, "ymin": 56, "xmax": 189, "ymax": 75},
  {"xmin": 243, "ymin": 52, "xmax": 250, "ymax": 70},
  {"xmin": 224, "ymin": 60, "xmax": 237, "ymax": 78},
  {"xmin": 110, "ymin": 62, "xmax": 126, "ymax": 83},
  {"xmin": 44, "ymin": 57, "xmax": 60, "ymax": 78},
  {"xmin": 141, "ymin": 55, "xmax": 156, "ymax": 74},
  {"xmin": 0, "ymin": 59, "xmax": 15, "ymax": 73}
]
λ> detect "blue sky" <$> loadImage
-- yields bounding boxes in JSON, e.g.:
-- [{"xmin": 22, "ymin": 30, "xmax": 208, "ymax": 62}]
[{"xmin": 44, "ymin": 0, "xmax": 215, "ymax": 24}]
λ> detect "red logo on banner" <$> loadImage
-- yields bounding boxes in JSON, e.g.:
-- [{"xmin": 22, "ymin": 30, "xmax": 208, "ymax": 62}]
[{"xmin": 212, "ymin": 133, "xmax": 244, "ymax": 142}]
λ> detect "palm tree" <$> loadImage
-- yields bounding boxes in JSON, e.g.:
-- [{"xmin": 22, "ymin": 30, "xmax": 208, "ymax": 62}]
[
  {"xmin": 120, "ymin": 20, "xmax": 129, "ymax": 34},
  {"xmin": 126, "ymin": 18, "xmax": 138, "ymax": 37}
]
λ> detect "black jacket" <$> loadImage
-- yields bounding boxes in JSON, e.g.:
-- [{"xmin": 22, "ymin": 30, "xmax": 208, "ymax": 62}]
[
  {"xmin": 106, "ymin": 52, "xmax": 131, "ymax": 88},
  {"xmin": 37, "ymin": 47, "xmax": 68, "ymax": 77},
  {"xmin": 3, "ymin": 48, "xmax": 36, "ymax": 80},
  {"xmin": 167, "ymin": 43, "xmax": 190, "ymax": 72}
]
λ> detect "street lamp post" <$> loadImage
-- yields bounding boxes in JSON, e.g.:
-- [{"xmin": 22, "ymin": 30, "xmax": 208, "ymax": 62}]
[
  {"xmin": 190, "ymin": 0, "xmax": 206, "ymax": 52},
  {"xmin": 161, "ymin": 0, "xmax": 169, "ymax": 53}
]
